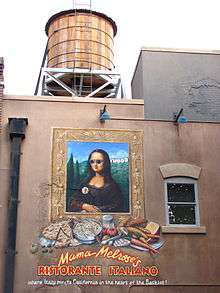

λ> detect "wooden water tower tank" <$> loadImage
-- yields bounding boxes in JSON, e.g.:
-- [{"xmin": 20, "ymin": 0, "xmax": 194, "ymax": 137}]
[
  {"xmin": 42, "ymin": 9, "xmax": 121, "ymax": 98},
  {"xmin": 46, "ymin": 9, "xmax": 117, "ymax": 70}
]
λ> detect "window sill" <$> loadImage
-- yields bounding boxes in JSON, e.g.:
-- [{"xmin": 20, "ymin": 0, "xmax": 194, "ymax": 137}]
[{"xmin": 161, "ymin": 226, "xmax": 206, "ymax": 234}]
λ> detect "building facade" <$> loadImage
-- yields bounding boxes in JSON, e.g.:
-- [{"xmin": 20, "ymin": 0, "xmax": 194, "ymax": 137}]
[
  {"xmin": 0, "ymin": 89, "xmax": 220, "ymax": 292},
  {"xmin": 1, "ymin": 34, "xmax": 220, "ymax": 293}
]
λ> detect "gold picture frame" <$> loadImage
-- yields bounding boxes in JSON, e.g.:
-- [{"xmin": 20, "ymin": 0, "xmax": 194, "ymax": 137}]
[{"xmin": 50, "ymin": 128, "xmax": 145, "ymax": 221}]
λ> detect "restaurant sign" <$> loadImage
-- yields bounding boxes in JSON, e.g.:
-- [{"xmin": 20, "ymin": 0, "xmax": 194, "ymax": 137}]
[{"xmin": 29, "ymin": 129, "xmax": 166, "ymax": 287}]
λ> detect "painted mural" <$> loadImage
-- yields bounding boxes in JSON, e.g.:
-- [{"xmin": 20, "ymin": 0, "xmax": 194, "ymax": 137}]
[
  {"xmin": 29, "ymin": 129, "xmax": 166, "ymax": 288},
  {"xmin": 65, "ymin": 141, "xmax": 130, "ymax": 213}
]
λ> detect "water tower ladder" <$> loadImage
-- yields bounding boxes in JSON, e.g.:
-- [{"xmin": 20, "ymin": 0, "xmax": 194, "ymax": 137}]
[
  {"xmin": 73, "ymin": 0, "xmax": 93, "ymax": 96},
  {"xmin": 73, "ymin": 0, "xmax": 92, "ymax": 10}
]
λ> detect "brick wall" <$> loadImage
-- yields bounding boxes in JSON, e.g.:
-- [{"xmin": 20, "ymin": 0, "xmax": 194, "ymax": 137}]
[
  {"xmin": 0, "ymin": 57, "xmax": 3, "ymax": 94},
  {"xmin": 0, "ymin": 57, "xmax": 4, "ymax": 137}
]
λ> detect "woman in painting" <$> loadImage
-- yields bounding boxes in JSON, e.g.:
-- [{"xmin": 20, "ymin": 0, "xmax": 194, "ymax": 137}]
[{"xmin": 70, "ymin": 149, "xmax": 123, "ymax": 213}]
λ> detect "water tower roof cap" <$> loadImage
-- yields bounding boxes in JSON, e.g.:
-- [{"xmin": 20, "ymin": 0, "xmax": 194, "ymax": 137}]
[{"xmin": 45, "ymin": 9, "xmax": 117, "ymax": 36}]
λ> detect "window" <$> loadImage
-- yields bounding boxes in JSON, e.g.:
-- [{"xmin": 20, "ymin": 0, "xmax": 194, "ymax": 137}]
[{"xmin": 165, "ymin": 177, "xmax": 200, "ymax": 226}]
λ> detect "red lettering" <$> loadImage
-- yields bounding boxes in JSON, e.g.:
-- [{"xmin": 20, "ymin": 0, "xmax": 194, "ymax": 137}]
[
  {"xmin": 95, "ymin": 266, "xmax": 101, "ymax": 276},
  {"xmin": 150, "ymin": 266, "xmax": 159, "ymax": 276},
  {"xmin": 60, "ymin": 266, "xmax": 68, "ymax": 276},
  {"xmin": 37, "ymin": 266, "xmax": 45, "ymax": 275}
]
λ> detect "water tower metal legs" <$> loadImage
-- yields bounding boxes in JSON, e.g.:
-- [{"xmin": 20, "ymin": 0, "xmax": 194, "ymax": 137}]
[
  {"xmin": 38, "ymin": 67, "xmax": 122, "ymax": 98},
  {"xmin": 46, "ymin": 72, "xmax": 78, "ymax": 96},
  {"xmin": 87, "ymin": 81, "xmax": 111, "ymax": 97}
]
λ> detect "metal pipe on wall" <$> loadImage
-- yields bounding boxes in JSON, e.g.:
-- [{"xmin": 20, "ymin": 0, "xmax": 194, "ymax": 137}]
[{"xmin": 4, "ymin": 118, "xmax": 28, "ymax": 293}]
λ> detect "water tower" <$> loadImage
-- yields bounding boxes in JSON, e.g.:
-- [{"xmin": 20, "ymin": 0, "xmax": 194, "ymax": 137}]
[{"xmin": 35, "ymin": 2, "xmax": 122, "ymax": 98}]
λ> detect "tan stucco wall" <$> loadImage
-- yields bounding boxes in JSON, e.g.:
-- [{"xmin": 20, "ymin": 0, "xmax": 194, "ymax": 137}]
[{"xmin": 0, "ymin": 95, "xmax": 220, "ymax": 293}]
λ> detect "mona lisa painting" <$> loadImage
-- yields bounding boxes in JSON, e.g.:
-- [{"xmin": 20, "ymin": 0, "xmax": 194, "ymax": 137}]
[
  {"xmin": 51, "ymin": 128, "xmax": 144, "ymax": 221},
  {"xmin": 66, "ymin": 141, "xmax": 129, "ymax": 213}
]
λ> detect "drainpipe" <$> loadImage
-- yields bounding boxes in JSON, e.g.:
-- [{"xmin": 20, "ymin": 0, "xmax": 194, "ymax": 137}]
[{"xmin": 4, "ymin": 118, "xmax": 28, "ymax": 293}]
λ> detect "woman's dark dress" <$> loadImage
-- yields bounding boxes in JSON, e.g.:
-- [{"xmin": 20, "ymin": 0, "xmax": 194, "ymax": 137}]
[{"xmin": 70, "ymin": 180, "xmax": 123, "ymax": 212}]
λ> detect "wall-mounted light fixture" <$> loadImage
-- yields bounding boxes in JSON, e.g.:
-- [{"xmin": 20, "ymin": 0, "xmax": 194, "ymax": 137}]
[
  {"xmin": 99, "ymin": 105, "xmax": 111, "ymax": 122},
  {"xmin": 173, "ymin": 108, "xmax": 188, "ymax": 123}
]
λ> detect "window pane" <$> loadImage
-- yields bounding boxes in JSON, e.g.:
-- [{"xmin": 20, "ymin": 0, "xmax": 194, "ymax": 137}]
[
  {"xmin": 167, "ymin": 183, "xmax": 195, "ymax": 202},
  {"xmin": 168, "ymin": 204, "xmax": 196, "ymax": 224}
]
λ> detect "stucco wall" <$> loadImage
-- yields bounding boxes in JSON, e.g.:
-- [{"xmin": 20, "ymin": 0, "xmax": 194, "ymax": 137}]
[
  {"xmin": 0, "ymin": 95, "xmax": 219, "ymax": 293},
  {"xmin": 131, "ymin": 53, "xmax": 143, "ymax": 101},
  {"xmin": 132, "ymin": 48, "xmax": 220, "ymax": 122}
]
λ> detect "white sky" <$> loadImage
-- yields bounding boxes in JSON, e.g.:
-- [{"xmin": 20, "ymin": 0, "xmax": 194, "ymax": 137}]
[{"xmin": 1, "ymin": 0, "xmax": 220, "ymax": 98}]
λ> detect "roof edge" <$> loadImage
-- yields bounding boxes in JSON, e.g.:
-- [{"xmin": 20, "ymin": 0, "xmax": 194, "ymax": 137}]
[
  {"xmin": 45, "ymin": 9, "xmax": 117, "ymax": 36},
  {"xmin": 141, "ymin": 46, "xmax": 220, "ymax": 55}
]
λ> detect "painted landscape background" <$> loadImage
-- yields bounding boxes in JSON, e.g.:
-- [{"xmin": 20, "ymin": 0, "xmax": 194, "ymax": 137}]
[{"xmin": 66, "ymin": 141, "xmax": 130, "ymax": 212}]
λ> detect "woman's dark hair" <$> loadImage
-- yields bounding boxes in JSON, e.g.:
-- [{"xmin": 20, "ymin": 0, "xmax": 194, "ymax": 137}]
[{"xmin": 86, "ymin": 149, "xmax": 113, "ymax": 183}]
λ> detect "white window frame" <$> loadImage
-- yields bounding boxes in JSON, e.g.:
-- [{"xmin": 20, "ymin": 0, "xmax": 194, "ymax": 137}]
[{"xmin": 164, "ymin": 177, "xmax": 200, "ymax": 227}]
